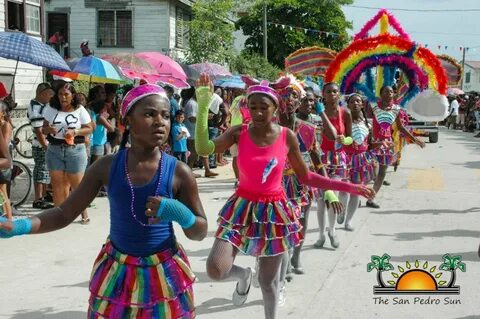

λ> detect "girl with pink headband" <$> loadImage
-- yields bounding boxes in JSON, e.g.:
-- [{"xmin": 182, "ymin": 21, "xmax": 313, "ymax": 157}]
[
  {"xmin": 195, "ymin": 74, "xmax": 375, "ymax": 319},
  {"xmin": 1, "ymin": 84, "xmax": 208, "ymax": 318}
]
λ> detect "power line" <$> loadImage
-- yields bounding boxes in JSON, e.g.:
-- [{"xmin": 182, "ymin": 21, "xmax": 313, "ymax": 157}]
[{"xmin": 345, "ymin": 5, "xmax": 480, "ymax": 12}]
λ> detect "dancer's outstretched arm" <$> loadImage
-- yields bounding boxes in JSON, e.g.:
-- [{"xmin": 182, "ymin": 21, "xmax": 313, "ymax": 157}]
[
  {"xmin": 0, "ymin": 156, "xmax": 106, "ymax": 237},
  {"xmin": 395, "ymin": 115, "xmax": 426, "ymax": 148},
  {"xmin": 286, "ymin": 129, "xmax": 375, "ymax": 199}
]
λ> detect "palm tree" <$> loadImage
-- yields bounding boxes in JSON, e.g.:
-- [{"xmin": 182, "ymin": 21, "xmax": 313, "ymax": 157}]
[
  {"xmin": 439, "ymin": 254, "xmax": 466, "ymax": 287},
  {"xmin": 367, "ymin": 254, "xmax": 394, "ymax": 288}
]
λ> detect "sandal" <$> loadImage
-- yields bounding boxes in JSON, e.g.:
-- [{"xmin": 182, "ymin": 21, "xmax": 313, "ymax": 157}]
[
  {"xmin": 80, "ymin": 218, "xmax": 91, "ymax": 225},
  {"xmin": 32, "ymin": 199, "xmax": 54, "ymax": 209}
]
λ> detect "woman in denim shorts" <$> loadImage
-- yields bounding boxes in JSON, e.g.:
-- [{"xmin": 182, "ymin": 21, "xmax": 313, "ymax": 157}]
[{"xmin": 42, "ymin": 81, "xmax": 93, "ymax": 224}]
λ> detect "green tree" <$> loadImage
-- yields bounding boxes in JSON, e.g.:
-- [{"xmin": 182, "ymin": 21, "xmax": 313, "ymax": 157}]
[
  {"xmin": 236, "ymin": 0, "xmax": 353, "ymax": 68},
  {"xmin": 367, "ymin": 254, "xmax": 394, "ymax": 288},
  {"xmin": 439, "ymin": 254, "xmax": 466, "ymax": 287},
  {"xmin": 230, "ymin": 52, "xmax": 280, "ymax": 81},
  {"xmin": 187, "ymin": 0, "xmax": 236, "ymax": 64}
]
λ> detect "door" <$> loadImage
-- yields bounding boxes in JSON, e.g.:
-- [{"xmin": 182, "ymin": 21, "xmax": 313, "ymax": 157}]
[{"xmin": 47, "ymin": 13, "xmax": 69, "ymax": 58}]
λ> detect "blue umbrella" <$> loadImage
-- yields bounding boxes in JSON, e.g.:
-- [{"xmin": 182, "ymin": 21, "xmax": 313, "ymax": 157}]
[
  {"xmin": 214, "ymin": 75, "xmax": 246, "ymax": 89},
  {"xmin": 0, "ymin": 31, "xmax": 70, "ymax": 70},
  {"xmin": 0, "ymin": 31, "xmax": 70, "ymax": 91}
]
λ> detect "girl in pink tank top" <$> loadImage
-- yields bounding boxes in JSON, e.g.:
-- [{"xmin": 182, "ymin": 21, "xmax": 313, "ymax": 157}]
[{"xmin": 194, "ymin": 74, "xmax": 374, "ymax": 319}]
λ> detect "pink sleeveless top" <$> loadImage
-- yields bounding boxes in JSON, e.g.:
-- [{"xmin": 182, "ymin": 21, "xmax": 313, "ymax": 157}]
[
  {"xmin": 321, "ymin": 107, "xmax": 345, "ymax": 152},
  {"xmin": 237, "ymin": 124, "xmax": 288, "ymax": 201}
]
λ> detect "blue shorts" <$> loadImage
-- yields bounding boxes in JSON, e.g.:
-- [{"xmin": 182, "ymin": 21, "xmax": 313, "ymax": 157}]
[
  {"xmin": 46, "ymin": 144, "xmax": 88, "ymax": 174},
  {"xmin": 91, "ymin": 144, "xmax": 105, "ymax": 156}
]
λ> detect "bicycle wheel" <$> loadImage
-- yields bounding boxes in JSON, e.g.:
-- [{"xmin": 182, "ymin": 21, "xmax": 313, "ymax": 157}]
[
  {"xmin": 10, "ymin": 160, "xmax": 33, "ymax": 207},
  {"xmin": 14, "ymin": 123, "xmax": 34, "ymax": 159}
]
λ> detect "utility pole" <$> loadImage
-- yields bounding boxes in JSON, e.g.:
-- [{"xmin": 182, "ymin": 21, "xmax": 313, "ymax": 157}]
[
  {"xmin": 263, "ymin": 1, "xmax": 267, "ymax": 60},
  {"xmin": 461, "ymin": 47, "xmax": 466, "ymax": 90}
]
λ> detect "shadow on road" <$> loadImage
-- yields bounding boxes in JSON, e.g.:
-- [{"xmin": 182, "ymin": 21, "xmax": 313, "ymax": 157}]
[
  {"xmin": 53, "ymin": 281, "xmax": 89, "ymax": 288},
  {"xmin": 372, "ymin": 229, "xmax": 480, "ymax": 241},
  {"xmin": 370, "ymin": 207, "xmax": 480, "ymax": 216},
  {"xmin": 8, "ymin": 308, "xmax": 86, "ymax": 319},
  {"xmin": 389, "ymin": 251, "xmax": 480, "ymax": 263},
  {"xmin": 195, "ymin": 297, "xmax": 263, "ymax": 316}
]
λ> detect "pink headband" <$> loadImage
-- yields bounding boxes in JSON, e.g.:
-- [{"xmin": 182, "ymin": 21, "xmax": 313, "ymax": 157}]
[
  {"xmin": 247, "ymin": 81, "xmax": 281, "ymax": 106},
  {"xmin": 244, "ymin": 77, "xmax": 291, "ymax": 108},
  {"xmin": 121, "ymin": 84, "xmax": 168, "ymax": 118}
]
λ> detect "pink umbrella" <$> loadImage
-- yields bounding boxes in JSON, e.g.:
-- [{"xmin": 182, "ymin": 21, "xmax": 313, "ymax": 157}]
[
  {"xmin": 120, "ymin": 68, "xmax": 189, "ymax": 89},
  {"xmin": 135, "ymin": 52, "xmax": 187, "ymax": 81},
  {"xmin": 190, "ymin": 62, "xmax": 232, "ymax": 79}
]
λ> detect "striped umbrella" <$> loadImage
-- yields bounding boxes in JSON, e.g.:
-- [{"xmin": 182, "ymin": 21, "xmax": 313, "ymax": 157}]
[
  {"xmin": 285, "ymin": 47, "xmax": 337, "ymax": 77},
  {"xmin": 50, "ymin": 56, "xmax": 125, "ymax": 84}
]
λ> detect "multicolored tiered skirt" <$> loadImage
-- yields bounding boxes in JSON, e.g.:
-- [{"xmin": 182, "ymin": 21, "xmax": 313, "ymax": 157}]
[
  {"xmin": 370, "ymin": 139, "xmax": 398, "ymax": 166},
  {"xmin": 215, "ymin": 188, "xmax": 303, "ymax": 257},
  {"xmin": 88, "ymin": 240, "xmax": 195, "ymax": 319},
  {"xmin": 282, "ymin": 171, "xmax": 316, "ymax": 208},
  {"xmin": 347, "ymin": 151, "xmax": 377, "ymax": 185},
  {"xmin": 321, "ymin": 150, "xmax": 349, "ymax": 179}
]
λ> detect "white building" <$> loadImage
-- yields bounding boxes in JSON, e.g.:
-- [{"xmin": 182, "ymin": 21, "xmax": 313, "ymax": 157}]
[
  {"xmin": 45, "ymin": 0, "xmax": 193, "ymax": 60},
  {"xmin": 462, "ymin": 61, "xmax": 480, "ymax": 92},
  {"xmin": 0, "ymin": 0, "xmax": 45, "ymax": 109}
]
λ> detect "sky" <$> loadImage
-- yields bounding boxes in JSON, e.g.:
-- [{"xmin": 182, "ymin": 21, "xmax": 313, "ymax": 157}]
[{"xmin": 342, "ymin": 0, "xmax": 480, "ymax": 62}]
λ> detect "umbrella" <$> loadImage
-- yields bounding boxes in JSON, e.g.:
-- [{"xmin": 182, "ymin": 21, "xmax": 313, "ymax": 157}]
[
  {"xmin": 0, "ymin": 31, "xmax": 70, "ymax": 91},
  {"xmin": 447, "ymin": 87, "xmax": 464, "ymax": 95},
  {"xmin": 50, "ymin": 56, "xmax": 125, "ymax": 84},
  {"xmin": 214, "ymin": 75, "xmax": 246, "ymax": 89},
  {"xmin": 102, "ymin": 53, "xmax": 155, "ymax": 74},
  {"xmin": 104, "ymin": 52, "xmax": 189, "ymax": 89},
  {"xmin": 135, "ymin": 52, "xmax": 187, "ymax": 80},
  {"xmin": 180, "ymin": 63, "xmax": 201, "ymax": 85},
  {"xmin": 190, "ymin": 63, "xmax": 232, "ymax": 79},
  {"xmin": 285, "ymin": 46, "xmax": 337, "ymax": 77}
]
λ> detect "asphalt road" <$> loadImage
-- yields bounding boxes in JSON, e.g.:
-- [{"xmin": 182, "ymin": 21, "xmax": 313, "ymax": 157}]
[{"xmin": 0, "ymin": 127, "xmax": 479, "ymax": 319}]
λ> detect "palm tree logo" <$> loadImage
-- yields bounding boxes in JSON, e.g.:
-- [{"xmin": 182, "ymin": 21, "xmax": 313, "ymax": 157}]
[{"xmin": 367, "ymin": 253, "xmax": 466, "ymax": 294}]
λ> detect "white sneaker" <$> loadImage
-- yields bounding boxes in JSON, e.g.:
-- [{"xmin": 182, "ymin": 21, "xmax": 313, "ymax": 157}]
[
  {"xmin": 232, "ymin": 267, "xmax": 254, "ymax": 306},
  {"xmin": 278, "ymin": 285, "xmax": 286, "ymax": 307}
]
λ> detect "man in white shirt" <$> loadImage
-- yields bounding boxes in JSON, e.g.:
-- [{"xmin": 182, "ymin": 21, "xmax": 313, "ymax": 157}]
[
  {"xmin": 28, "ymin": 83, "xmax": 55, "ymax": 209},
  {"xmin": 448, "ymin": 96, "xmax": 459, "ymax": 129}
]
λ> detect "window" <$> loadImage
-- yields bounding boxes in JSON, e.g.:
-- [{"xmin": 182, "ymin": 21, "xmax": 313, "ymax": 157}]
[
  {"xmin": 98, "ymin": 10, "xmax": 133, "ymax": 47},
  {"xmin": 465, "ymin": 72, "xmax": 471, "ymax": 84},
  {"xmin": 6, "ymin": 0, "xmax": 42, "ymax": 34},
  {"xmin": 176, "ymin": 7, "xmax": 191, "ymax": 49}
]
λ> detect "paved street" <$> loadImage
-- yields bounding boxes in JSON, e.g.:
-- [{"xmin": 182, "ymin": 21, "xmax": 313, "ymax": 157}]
[{"xmin": 0, "ymin": 127, "xmax": 479, "ymax": 319}]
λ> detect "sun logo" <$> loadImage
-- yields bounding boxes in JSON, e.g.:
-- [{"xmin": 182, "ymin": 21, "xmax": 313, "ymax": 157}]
[{"xmin": 367, "ymin": 253, "xmax": 466, "ymax": 294}]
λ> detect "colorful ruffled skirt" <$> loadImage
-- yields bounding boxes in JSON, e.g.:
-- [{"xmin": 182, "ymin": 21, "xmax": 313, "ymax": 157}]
[
  {"xmin": 370, "ymin": 140, "xmax": 398, "ymax": 166},
  {"xmin": 347, "ymin": 151, "xmax": 377, "ymax": 185},
  {"xmin": 215, "ymin": 188, "xmax": 303, "ymax": 257},
  {"xmin": 282, "ymin": 171, "xmax": 316, "ymax": 208},
  {"xmin": 88, "ymin": 239, "xmax": 195, "ymax": 319},
  {"xmin": 321, "ymin": 150, "xmax": 348, "ymax": 179}
]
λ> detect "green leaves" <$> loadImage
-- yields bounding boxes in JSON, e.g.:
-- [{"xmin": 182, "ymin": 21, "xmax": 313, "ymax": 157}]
[
  {"xmin": 229, "ymin": 52, "xmax": 280, "ymax": 81},
  {"xmin": 440, "ymin": 254, "xmax": 466, "ymax": 272},
  {"xmin": 187, "ymin": 0, "xmax": 236, "ymax": 64},
  {"xmin": 236, "ymin": 0, "xmax": 353, "ymax": 68}
]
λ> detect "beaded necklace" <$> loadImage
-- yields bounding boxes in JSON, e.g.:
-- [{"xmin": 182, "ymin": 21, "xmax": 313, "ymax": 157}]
[{"xmin": 124, "ymin": 149, "xmax": 164, "ymax": 227}]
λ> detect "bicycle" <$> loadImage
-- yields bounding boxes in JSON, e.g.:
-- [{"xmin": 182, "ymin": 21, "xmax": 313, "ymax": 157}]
[
  {"xmin": 13, "ymin": 122, "xmax": 34, "ymax": 159},
  {"xmin": 9, "ymin": 159, "xmax": 33, "ymax": 207}
]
